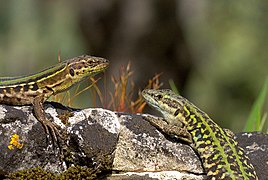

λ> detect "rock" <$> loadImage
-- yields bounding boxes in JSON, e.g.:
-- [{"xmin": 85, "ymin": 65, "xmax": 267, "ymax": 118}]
[
  {"xmin": 0, "ymin": 102, "xmax": 120, "ymax": 178},
  {"xmin": 235, "ymin": 132, "xmax": 268, "ymax": 179},
  {"xmin": 114, "ymin": 113, "xmax": 203, "ymax": 172},
  {"xmin": 0, "ymin": 102, "xmax": 267, "ymax": 179}
]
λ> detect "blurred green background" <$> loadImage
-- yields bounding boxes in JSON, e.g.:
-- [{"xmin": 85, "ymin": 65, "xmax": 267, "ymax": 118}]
[{"xmin": 0, "ymin": 0, "xmax": 267, "ymax": 132}]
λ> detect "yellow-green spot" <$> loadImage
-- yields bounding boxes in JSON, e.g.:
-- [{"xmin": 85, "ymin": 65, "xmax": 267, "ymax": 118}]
[
  {"xmin": 8, "ymin": 134, "xmax": 24, "ymax": 150},
  {"xmin": 183, "ymin": 106, "xmax": 190, "ymax": 116}
]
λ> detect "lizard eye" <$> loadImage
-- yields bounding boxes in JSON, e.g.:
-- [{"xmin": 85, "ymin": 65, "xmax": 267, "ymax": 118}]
[
  {"xmin": 156, "ymin": 94, "xmax": 163, "ymax": 99},
  {"xmin": 69, "ymin": 68, "xmax": 75, "ymax": 76},
  {"xmin": 174, "ymin": 109, "xmax": 180, "ymax": 116}
]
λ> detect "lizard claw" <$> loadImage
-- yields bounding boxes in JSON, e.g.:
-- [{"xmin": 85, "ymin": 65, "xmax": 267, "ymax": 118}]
[{"xmin": 41, "ymin": 119, "xmax": 63, "ymax": 149}]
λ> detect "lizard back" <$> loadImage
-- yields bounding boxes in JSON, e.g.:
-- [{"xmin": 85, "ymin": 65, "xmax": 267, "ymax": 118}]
[
  {"xmin": 184, "ymin": 100, "xmax": 257, "ymax": 179},
  {"xmin": 142, "ymin": 89, "xmax": 258, "ymax": 180}
]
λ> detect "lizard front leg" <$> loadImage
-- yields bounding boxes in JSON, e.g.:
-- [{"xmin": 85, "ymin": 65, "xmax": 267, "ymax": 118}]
[
  {"xmin": 143, "ymin": 114, "xmax": 193, "ymax": 144},
  {"xmin": 33, "ymin": 94, "xmax": 62, "ymax": 147}
]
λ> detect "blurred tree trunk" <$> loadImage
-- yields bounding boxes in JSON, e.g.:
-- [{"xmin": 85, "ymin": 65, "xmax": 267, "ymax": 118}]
[{"xmin": 78, "ymin": 0, "xmax": 193, "ymax": 92}]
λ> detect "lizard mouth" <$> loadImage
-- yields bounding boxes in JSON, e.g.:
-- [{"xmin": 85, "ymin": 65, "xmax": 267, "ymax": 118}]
[
  {"xmin": 142, "ymin": 89, "xmax": 161, "ymax": 110},
  {"xmin": 87, "ymin": 59, "xmax": 109, "ymax": 74}
]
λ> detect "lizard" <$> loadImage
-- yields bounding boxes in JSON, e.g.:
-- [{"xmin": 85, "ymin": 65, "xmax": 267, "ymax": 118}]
[
  {"xmin": 142, "ymin": 89, "xmax": 258, "ymax": 180},
  {"xmin": 0, "ymin": 55, "xmax": 109, "ymax": 146}
]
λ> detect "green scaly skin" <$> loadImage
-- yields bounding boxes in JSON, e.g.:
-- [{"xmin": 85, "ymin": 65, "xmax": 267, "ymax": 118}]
[{"xmin": 142, "ymin": 89, "xmax": 258, "ymax": 180}]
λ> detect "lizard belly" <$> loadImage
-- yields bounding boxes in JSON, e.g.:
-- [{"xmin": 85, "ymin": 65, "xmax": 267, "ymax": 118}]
[
  {"xmin": 0, "ymin": 86, "xmax": 48, "ymax": 105},
  {"xmin": 0, "ymin": 92, "xmax": 35, "ymax": 105}
]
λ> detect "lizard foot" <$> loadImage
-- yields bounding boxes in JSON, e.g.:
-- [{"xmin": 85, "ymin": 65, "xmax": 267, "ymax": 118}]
[{"xmin": 40, "ymin": 119, "xmax": 65, "ymax": 152}]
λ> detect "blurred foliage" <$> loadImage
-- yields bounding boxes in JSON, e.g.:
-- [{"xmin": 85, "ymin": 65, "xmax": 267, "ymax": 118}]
[
  {"xmin": 182, "ymin": 1, "xmax": 268, "ymax": 131},
  {"xmin": 0, "ymin": 1, "xmax": 85, "ymax": 70},
  {"xmin": 0, "ymin": 1, "xmax": 267, "ymax": 132}
]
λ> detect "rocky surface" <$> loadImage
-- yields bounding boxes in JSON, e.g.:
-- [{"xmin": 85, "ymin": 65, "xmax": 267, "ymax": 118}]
[
  {"xmin": 0, "ymin": 102, "xmax": 267, "ymax": 179},
  {"xmin": 235, "ymin": 131, "xmax": 268, "ymax": 179}
]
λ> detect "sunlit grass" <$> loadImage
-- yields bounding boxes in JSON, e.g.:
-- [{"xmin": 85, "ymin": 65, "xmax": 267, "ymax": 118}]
[
  {"xmin": 169, "ymin": 79, "xmax": 179, "ymax": 95},
  {"xmin": 244, "ymin": 78, "xmax": 268, "ymax": 132}
]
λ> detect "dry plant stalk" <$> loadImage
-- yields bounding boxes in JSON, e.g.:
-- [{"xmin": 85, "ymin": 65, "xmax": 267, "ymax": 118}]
[{"xmin": 92, "ymin": 62, "xmax": 162, "ymax": 113}]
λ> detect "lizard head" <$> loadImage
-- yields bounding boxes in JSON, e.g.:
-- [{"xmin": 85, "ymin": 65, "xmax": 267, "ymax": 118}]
[
  {"xmin": 67, "ymin": 55, "xmax": 109, "ymax": 81},
  {"xmin": 44, "ymin": 55, "xmax": 109, "ymax": 94},
  {"xmin": 142, "ymin": 89, "xmax": 188, "ymax": 126}
]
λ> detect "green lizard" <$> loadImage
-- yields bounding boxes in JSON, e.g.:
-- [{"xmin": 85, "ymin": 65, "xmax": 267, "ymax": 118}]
[
  {"xmin": 0, "ymin": 55, "xmax": 109, "ymax": 145},
  {"xmin": 142, "ymin": 89, "xmax": 258, "ymax": 180}
]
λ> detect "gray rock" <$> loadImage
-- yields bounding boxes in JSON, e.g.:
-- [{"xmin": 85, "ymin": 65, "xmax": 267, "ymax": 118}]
[
  {"xmin": 0, "ymin": 102, "xmax": 267, "ymax": 179},
  {"xmin": 114, "ymin": 113, "xmax": 203, "ymax": 172},
  {"xmin": 0, "ymin": 102, "xmax": 119, "ymax": 178},
  {"xmin": 235, "ymin": 132, "xmax": 268, "ymax": 179}
]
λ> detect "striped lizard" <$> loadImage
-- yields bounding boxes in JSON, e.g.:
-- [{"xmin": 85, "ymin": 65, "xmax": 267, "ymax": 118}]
[
  {"xmin": 142, "ymin": 89, "xmax": 258, "ymax": 180},
  {"xmin": 0, "ymin": 55, "xmax": 109, "ymax": 145}
]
